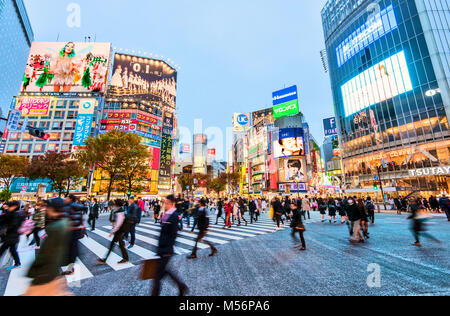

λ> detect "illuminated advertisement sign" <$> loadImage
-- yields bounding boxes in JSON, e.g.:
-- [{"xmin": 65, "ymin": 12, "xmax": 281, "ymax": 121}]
[
  {"xmin": 21, "ymin": 42, "xmax": 111, "ymax": 93},
  {"xmin": 272, "ymin": 128, "xmax": 305, "ymax": 159},
  {"xmin": 110, "ymin": 54, "xmax": 177, "ymax": 108},
  {"xmin": 336, "ymin": 5, "xmax": 398, "ymax": 67},
  {"xmin": 16, "ymin": 97, "xmax": 51, "ymax": 116},
  {"xmin": 278, "ymin": 157, "xmax": 307, "ymax": 183},
  {"xmin": 252, "ymin": 108, "xmax": 275, "ymax": 126},
  {"xmin": 272, "ymin": 85, "xmax": 299, "ymax": 119},
  {"xmin": 323, "ymin": 117, "xmax": 338, "ymax": 137},
  {"xmin": 342, "ymin": 51, "xmax": 413, "ymax": 117},
  {"xmin": 207, "ymin": 149, "xmax": 216, "ymax": 158},
  {"xmin": 73, "ymin": 99, "xmax": 97, "ymax": 146},
  {"xmin": 233, "ymin": 113, "xmax": 251, "ymax": 132}
]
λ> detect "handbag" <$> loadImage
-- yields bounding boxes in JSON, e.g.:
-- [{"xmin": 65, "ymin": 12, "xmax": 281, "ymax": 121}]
[{"xmin": 140, "ymin": 259, "xmax": 159, "ymax": 280}]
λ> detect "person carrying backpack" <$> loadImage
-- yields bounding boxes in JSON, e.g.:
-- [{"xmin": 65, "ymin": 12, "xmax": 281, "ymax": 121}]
[
  {"xmin": 187, "ymin": 199, "xmax": 217, "ymax": 259},
  {"xmin": 97, "ymin": 199, "xmax": 131, "ymax": 265},
  {"xmin": 365, "ymin": 197, "xmax": 376, "ymax": 224}
]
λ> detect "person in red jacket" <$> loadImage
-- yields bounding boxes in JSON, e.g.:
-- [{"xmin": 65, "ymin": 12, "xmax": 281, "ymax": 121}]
[{"xmin": 223, "ymin": 198, "xmax": 233, "ymax": 229}]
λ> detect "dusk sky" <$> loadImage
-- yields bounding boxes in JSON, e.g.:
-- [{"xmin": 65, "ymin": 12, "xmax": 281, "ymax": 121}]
[{"xmin": 24, "ymin": 0, "xmax": 334, "ymax": 160}]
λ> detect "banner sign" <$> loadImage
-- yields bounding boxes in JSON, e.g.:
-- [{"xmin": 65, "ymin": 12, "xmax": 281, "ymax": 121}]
[
  {"xmin": 233, "ymin": 113, "xmax": 251, "ymax": 132},
  {"xmin": 158, "ymin": 112, "xmax": 174, "ymax": 191},
  {"xmin": 17, "ymin": 97, "xmax": 51, "ymax": 116},
  {"xmin": 272, "ymin": 85, "xmax": 299, "ymax": 119},
  {"xmin": 273, "ymin": 128, "xmax": 305, "ymax": 158},
  {"xmin": 323, "ymin": 117, "xmax": 338, "ymax": 137},
  {"xmin": 73, "ymin": 99, "xmax": 97, "ymax": 146},
  {"xmin": 6, "ymin": 110, "xmax": 22, "ymax": 131}
]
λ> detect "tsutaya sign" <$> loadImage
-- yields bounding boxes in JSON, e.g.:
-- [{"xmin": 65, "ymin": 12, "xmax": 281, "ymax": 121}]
[
  {"xmin": 409, "ymin": 166, "xmax": 450, "ymax": 177},
  {"xmin": 272, "ymin": 85, "xmax": 299, "ymax": 119}
]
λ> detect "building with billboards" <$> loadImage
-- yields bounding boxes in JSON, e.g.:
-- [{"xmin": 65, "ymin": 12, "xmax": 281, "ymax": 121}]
[
  {"xmin": 102, "ymin": 53, "xmax": 178, "ymax": 196},
  {"xmin": 322, "ymin": 0, "xmax": 450, "ymax": 198},
  {"xmin": 0, "ymin": 0, "xmax": 34, "ymax": 129}
]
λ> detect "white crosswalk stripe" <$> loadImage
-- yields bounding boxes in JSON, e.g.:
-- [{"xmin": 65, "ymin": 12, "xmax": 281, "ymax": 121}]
[{"xmin": 1, "ymin": 216, "xmax": 283, "ymax": 296}]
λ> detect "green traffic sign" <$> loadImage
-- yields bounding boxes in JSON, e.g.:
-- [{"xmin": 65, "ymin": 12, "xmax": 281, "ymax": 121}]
[{"xmin": 273, "ymin": 99, "xmax": 299, "ymax": 119}]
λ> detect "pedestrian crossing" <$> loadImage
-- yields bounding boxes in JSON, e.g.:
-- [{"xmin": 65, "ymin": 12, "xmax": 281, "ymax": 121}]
[{"xmin": 0, "ymin": 215, "xmax": 287, "ymax": 296}]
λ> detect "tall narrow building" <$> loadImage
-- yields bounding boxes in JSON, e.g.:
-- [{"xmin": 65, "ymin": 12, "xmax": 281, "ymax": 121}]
[{"xmin": 0, "ymin": 0, "xmax": 34, "ymax": 125}]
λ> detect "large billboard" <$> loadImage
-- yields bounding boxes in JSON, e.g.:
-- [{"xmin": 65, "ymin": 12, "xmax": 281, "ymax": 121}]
[
  {"xmin": 272, "ymin": 128, "xmax": 305, "ymax": 159},
  {"xmin": 336, "ymin": 5, "xmax": 398, "ymax": 67},
  {"xmin": 342, "ymin": 50, "xmax": 413, "ymax": 117},
  {"xmin": 158, "ymin": 112, "xmax": 174, "ymax": 191},
  {"xmin": 252, "ymin": 108, "xmax": 275, "ymax": 126},
  {"xmin": 278, "ymin": 157, "xmax": 307, "ymax": 183},
  {"xmin": 21, "ymin": 42, "xmax": 112, "ymax": 93},
  {"xmin": 272, "ymin": 85, "xmax": 299, "ymax": 119},
  {"xmin": 15, "ymin": 97, "xmax": 51, "ymax": 117},
  {"xmin": 110, "ymin": 54, "xmax": 177, "ymax": 108},
  {"xmin": 233, "ymin": 113, "xmax": 251, "ymax": 132}
]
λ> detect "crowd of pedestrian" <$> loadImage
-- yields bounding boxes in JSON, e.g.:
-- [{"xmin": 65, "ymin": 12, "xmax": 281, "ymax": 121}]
[{"xmin": 0, "ymin": 190, "xmax": 447, "ymax": 296}]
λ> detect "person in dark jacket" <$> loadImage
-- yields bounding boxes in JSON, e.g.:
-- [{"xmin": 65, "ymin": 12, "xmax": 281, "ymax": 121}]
[
  {"xmin": 215, "ymin": 199, "xmax": 224, "ymax": 225},
  {"xmin": 0, "ymin": 201, "xmax": 25, "ymax": 270},
  {"xmin": 328, "ymin": 199, "xmax": 337, "ymax": 223},
  {"xmin": 124, "ymin": 196, "xmax": 141, "ymax": 249},
  {"xmin": 249, "ymin": 197, "xmax": 257, "ymax": 224},
  {"xmin": 88, "ymin": 198, "xmax": 99, "ymax": 231},
  {"xmin": 62, "ymin": 194, "xmax": 85, "ymax": 276},
  {"xmin": 290, "ymin": 202, "xmax": 306, "ymax": 251},
  {"xmin": 152, "ymin": 195, "xmax": 188, "ymax": 296},
  {"xmin": 187, "ymin": 199, "xmax": 218, "ymax": 259},
  {"xmin": 272, "ymin": 197, "xmax": 284, "ymax": 229},
  {"xmin": 25, "ymin": 198, "xmax": 72, "ymax": 296},
  {"xmin": 348, "ymin": 198, "xmax": 364, "ymax": 243},
  {"xmin": 438, "ymin": 195, "xmax": 450, "ymax": 221},
  {"xmin": 408, "ymin": 198, "xmax": 441, "ymax": 247}
]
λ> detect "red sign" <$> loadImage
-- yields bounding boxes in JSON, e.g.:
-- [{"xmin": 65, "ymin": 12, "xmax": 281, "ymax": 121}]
[
  {"xmin": 107, "ymin": 112, "xmax": 132, "ymax": 120},
  {"xmin": 207, "ymin": 149, "xmax": 216, "ymax": 157}
]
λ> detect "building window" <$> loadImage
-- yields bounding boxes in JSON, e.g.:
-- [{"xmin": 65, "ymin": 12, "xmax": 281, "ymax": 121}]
[
  {"xmin": 52, "ymin": 121, "xmax": 63, "ymax": 130},
  {"xmin": 6, "ymin": 144, "xmax": 17, "ymax": 153},
  {"xmin": 55, "ymin": 111, "xmax": 65, "ymax": 119},
  {"xmin": 20, "ymin": 144, "xmax": 30, "ymax": 153},
  {"xmin": 34, "ymin": 144, "xmax": 44, "ymax": 153},
  {"xmin": 48, "ymin": 144, "xmax": 58, "ymax": 152}
]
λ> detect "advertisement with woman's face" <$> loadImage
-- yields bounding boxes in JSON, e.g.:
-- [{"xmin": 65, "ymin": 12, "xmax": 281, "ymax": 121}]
[{"xmin": 273, "ymin": 128, "xmax": 305, "ymax": 159}]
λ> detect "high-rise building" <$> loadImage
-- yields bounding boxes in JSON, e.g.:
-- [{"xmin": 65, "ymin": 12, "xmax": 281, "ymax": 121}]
[
  {"xmin": 0, "ymin": 0, "xmax": 33, "ymax": 125},
  {"xmin": 322, "ymin": 0, "xmax": 450, "ymax": 197}
]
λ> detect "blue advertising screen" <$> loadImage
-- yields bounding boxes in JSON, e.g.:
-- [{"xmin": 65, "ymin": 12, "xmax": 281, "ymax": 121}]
[
  {"xmin": 336, "ymin": 5, "xmax": 398, "ymax": 67},
  {"xmin": 272, "ymin": 85, "xmax": 298, "ymax": 106},
  {"xmin": 341, "ymin": 51, "xmax": 413, "ymax": 117}
]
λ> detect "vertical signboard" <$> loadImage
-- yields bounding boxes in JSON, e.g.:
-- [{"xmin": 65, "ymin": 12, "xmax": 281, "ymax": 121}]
[
  {"xmin": 158, "ymin": 112, "xmax": 174, "ymax": 192},
  {"xmin": 73, "ymin": 99, "xmax": 97, "ymax": 146}
]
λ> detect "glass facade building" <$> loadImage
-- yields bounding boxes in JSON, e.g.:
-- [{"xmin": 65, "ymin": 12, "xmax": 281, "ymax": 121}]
[
  {"xmin": 322, "ymin": 0, "xmax": 450, "ymax": 197},
  {"xmin": 0, "ymin": 0, "xmax": 34, "ymax": 123}
]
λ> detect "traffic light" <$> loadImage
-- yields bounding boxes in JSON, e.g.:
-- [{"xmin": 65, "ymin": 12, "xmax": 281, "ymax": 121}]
[
  {"xmin": 373, "ymin": 184, "xmax": 379, "ymax": 191},
  {"xmin": 28, "ymin": 128, "xmax": 50, "ymax": 140}
]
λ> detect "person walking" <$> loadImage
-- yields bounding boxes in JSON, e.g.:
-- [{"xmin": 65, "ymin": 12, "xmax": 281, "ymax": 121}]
[
  {"xmin": 328, "ymin": 198, "xmax": 337, "ymax": 223},
  {"xmin": 348, "ymin": 198, "xmax": 364, "ymax": 244},
  {"xmin": 187, "ymin": 199, "xmax": 218, "ymax": 259},
  {"xmin": 124, "ymin": 196, "xmax": 141, "ymax": 249},
  {"xmin": 438, "ymin": 195, "xmax": 450, "ymax": 221},
  {"xmin": 249, "ymin": 197, "xmax": 257, "ymax": 224},
  {"xmin": 97, "ymin": 199, "xmax": 131, "ymax": 265},
  {"xmin": 154, "ymin": 200, "xmax": 161, "ymax": 223},
  {"xmin": 302, "ymin": 196, "xmax": 311, "ymax": 220},
  {"xmin": 215, "ymin": 199, "xmax": 224, "ymax": 225},
  {"xmin": 365, "ymin": 197, "xmax": 376, "ymax": 224},
  {"xmin": 290, "ymin": 201, "xmax": 306, "ymax": 251},
  {"xmin": 0, "ymin": 201, "xmax": 26, "ymax": 270},
  {"xmin": 24, "ymin": 198, "xmax": 72, "ymax": 296},
  {"xmin": 62, "ymin": 195, "xmax": 86, "ymax": 276},
  {"xmin": 409, "ymin": 198, "xmax": 441, "ymax": 247},
  {"xmin": 27, "ymin": 200, "xmax": 47, "ymax": 249},
  {"xmin": 272, "ymin": 197, "xmax": 284, "ymax": 230},
  {"xmin": 223, "ymin": 198, "xmax": 233, "ymax": 229},
  {"xmin": 318, "ymin": 198, "xmax": 327, "ymax": 222},
  {"xmin": 151, "ymin": 195, "xmax": 188, "ymax": 296},
  {"xmin": 237, "ymin": 197, "xmax": 248, "ymax": 227},
  {"xmin": 88, "ymin": 198, "xmax": 99, "ymax": 231}
]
